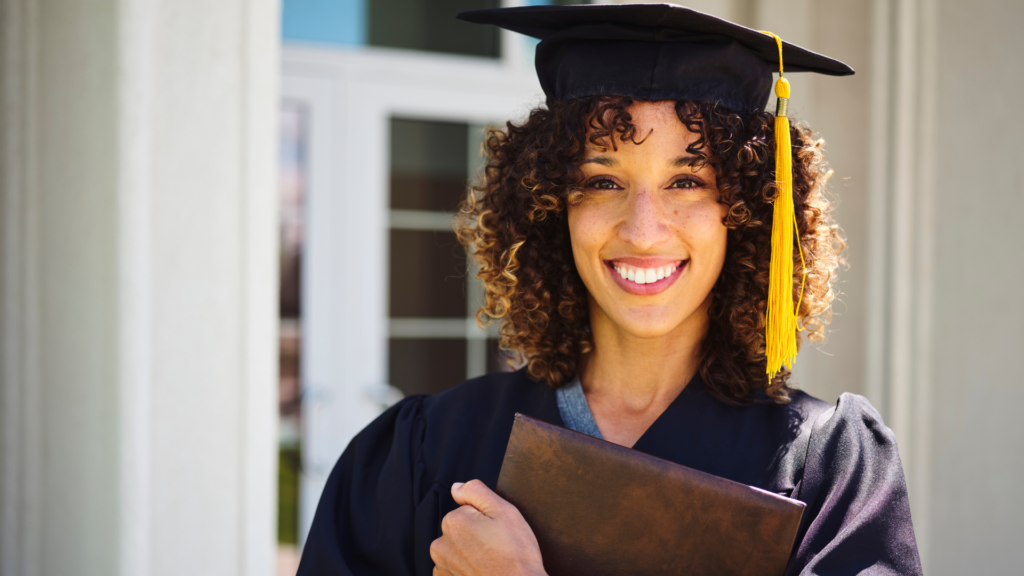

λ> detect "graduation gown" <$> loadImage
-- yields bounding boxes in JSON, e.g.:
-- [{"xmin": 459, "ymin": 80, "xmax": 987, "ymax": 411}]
[{"xmin": 297, "ymin": 369, "xmax": 922, "ymax": 576}]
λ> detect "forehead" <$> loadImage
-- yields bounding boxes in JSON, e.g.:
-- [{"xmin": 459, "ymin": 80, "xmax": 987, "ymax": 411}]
[{"xmin": 585, "ymin": 101, "xmax": 701, "ymax": 156}]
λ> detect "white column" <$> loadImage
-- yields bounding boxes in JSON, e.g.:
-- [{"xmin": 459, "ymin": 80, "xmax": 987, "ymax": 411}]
[
  {"xmin": 0, "ymin": 1, "xmax": 280, "ymax": 575},
  {"xmin": 925, "ymin": 0, "xmax": 1024, "ymax": 573},
  {"xmin": 861, "ymin": 0, "xmax": 939, "ymax": 566}
]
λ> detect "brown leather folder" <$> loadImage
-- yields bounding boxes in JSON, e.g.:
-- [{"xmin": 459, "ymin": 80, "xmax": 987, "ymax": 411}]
[{"xmin": 496, "ymin": 414, "xmax": 806, "ymax": 576}]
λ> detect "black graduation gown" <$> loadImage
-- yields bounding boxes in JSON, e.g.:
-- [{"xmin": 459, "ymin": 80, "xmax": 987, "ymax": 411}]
[{"xmin": 297, "ymin": 369, "xmax": 923, "ymax": 576}]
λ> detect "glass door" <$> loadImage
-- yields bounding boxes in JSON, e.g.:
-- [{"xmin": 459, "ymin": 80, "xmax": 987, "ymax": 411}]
[
  {"xmin": 282, "ymin": 44, "xmax": 543, "ymax": 545},
  {"xmin": 386, "ymin": 117, "xmax": 509, "ymax": 397}
]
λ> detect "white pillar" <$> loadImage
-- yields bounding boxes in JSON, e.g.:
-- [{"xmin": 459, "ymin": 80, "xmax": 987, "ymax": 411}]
[
  {"xmin": 925, "ymin": 0, "xmax": 1024, "ymax": 573},
  {"xmin": 0, "ymin": 1, "xmax": 280, "ymax": 575}
]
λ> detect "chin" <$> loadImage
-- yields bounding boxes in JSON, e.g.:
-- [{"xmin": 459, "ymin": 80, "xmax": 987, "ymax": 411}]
[{"xmin": 614, "ymin": 308, "xmax": 694, "ymax": 339}]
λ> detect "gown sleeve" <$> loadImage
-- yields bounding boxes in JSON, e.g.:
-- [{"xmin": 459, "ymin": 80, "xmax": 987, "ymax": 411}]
[
  {"xmin": 297, "ymin": 395, "xmax": 433, "ymax": 576},
  {"xmin": 787, "ymin": 393, "xmax": 923, "ymax": 576}
]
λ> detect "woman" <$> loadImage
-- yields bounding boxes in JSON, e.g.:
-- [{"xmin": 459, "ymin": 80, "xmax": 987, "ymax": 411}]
[{"xmin": 298, "ymin": 5, "xmax": 922, "ymax": 576}]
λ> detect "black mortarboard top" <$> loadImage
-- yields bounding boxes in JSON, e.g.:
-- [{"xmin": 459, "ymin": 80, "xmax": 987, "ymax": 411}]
[{"xmin": 457, "ymin": 3, "xmax": 853, "ymax": 114}]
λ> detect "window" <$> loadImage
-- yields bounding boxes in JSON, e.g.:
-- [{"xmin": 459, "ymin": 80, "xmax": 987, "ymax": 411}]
[
  {"xmin": 277, "ymin": 100, "xmax": 307, "ymax": 564},
  {"xmin": 387, "ymin": 117, "xmax": 507, "ymax": 396},
  {"xmin": 369, "ymin": 0, "xmax": 502, "ymax": 58}
]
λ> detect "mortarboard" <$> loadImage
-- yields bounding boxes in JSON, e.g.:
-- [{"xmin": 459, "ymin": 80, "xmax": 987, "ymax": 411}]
[
  {"xmin": 458, "ymin": 3, "xmax": 854, "ymax": 381},
  {"xmin": 456, "ymin": 3, "xmax": 852, "ymax": 113}
]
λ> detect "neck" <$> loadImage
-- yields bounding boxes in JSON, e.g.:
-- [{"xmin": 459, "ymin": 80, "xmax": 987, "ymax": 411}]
[{"xmin": 579, "ymin": 296, "xmax": 708, "ymax": 412}]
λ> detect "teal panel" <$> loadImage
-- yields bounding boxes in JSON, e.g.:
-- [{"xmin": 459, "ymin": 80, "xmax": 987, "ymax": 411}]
[{"xmin": 282, "ymin": 0, "xmax": 366, "ymax": 46}]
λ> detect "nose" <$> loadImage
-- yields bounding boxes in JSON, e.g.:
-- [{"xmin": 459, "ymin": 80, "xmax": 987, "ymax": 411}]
[{"xmin": 618, "ymin": 187, "xmax": 672, "ymax": 250}]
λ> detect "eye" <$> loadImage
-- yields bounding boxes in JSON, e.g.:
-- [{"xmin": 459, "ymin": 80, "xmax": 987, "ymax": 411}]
[
  {"xmin": 586, "ymin": 177, "xmax": 621, "ymax": 191},
  {"xmin": 670, "ymin": 177, "xmax": 704, "ymax": 189}
]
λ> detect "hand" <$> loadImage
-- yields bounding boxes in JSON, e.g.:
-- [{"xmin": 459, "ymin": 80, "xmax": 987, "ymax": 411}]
[{"xmin": 430, "ymin": 479, "xmax": 547, "ymax": 576}]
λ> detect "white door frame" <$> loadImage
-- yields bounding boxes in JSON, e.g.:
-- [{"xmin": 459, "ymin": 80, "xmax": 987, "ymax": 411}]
[{"xmin": 281, "ymin": 44, "xmax": 542, "ymax": 543}]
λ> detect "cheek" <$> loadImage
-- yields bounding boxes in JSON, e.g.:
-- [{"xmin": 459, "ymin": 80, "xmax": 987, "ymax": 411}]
[
  {"xmin": 676, "ymin": 200, "xmax": 729, "ymax": 254},
  {"xmin": 567, "ymin": 205, "xmax": 613, "ymax": 263}
]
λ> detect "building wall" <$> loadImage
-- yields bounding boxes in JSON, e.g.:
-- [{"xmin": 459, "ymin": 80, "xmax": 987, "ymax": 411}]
[
  {"xmin": 928, "ymin": 0, "xmax": 1024, "ymax": 571},
  {"xmin": 1, "ymin": 2, "xmax": 121, "ymax": 573},
  {"xmin": 0, "ymin": 1, "xmax": 280, "ymax": 575}
]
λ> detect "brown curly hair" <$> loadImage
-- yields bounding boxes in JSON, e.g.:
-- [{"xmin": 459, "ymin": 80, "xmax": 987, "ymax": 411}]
[{"xmin": 454, "ymin": 96, "xmax": 844, "ymax": 405}]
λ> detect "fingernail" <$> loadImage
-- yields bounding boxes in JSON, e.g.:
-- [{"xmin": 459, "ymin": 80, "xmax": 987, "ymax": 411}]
[{"xmin": 452, "ymin": 482, "xmax": 464, "ymax": 491}]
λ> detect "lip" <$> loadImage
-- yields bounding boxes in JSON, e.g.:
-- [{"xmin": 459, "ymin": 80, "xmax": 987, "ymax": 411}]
[
  {"xmin": 609, "ymin": 256, "xmax": 683, "ymax": 268},
  {"xmin": 605, "ymin": 259, "xmax": 688, "ymax": 296}
]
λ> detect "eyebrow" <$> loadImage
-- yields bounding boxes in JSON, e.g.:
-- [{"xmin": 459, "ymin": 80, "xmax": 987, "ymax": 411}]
[
  {"xmin": 579, "ymin": 155, "xmax": 705, "ymax": 168},
  {"xmin": 672, "ymin": 155, "xmax": 706, "ymax": 168},
  {"xmin": 580, "ymin": 156, "xmax": 617, "ymax": 167}
]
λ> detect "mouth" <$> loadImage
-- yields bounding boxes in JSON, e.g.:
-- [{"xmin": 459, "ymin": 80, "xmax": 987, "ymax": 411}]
[{"xmin": 605, "ymin": 258, "xmax": 688, "ymax": 296}]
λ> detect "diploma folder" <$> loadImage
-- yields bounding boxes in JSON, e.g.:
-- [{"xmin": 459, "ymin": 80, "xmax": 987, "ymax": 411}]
[{"xmin": 496, "ymin": 414, "xmax": 806, "ymax": 576}]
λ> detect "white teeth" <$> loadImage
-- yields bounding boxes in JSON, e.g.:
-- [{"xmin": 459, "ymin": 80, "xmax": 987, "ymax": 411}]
[{"xmin": 614, "ymin": 262, "xmax": 682, "ymax": 285}]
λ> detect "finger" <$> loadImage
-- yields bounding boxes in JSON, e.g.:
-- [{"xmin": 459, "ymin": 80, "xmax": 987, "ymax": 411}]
[
  {"xmin": 442, "ymin": 503, "xmax": 486, "ymax": 538},
  {"xmin": 429, "ymin": 536, "xmax": 449, "ymax": 567},
  {"xmin": 451, "ymin": 479, "xmax": 505, "ymax": 517}
]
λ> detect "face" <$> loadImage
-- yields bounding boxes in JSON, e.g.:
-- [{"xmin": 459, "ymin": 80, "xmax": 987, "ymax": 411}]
[{"xmin": 567, "ymin": 101, "xmax": 729, "ymax": 340}]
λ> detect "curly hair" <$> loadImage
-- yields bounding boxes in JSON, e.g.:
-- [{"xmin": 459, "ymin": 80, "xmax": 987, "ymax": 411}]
[{"xmin": 454, "ymin": 96, "xmax": 844, "ymax": 405}]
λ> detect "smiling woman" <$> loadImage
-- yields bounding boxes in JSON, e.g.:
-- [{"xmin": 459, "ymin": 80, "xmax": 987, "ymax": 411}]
[
  {"xmin": 458, "ymin": 96, "xmax": 840, "ymax": 408},
  {"xmin": 296, "ymin": 5, "xmax": 923, "ymax": 576}
]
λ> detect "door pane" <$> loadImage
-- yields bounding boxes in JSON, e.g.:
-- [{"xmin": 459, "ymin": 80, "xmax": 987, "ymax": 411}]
[
  {"xmin": 389, "ymin": 229, "xmax": 467, "ymax": 318},
  {"xmin": 488, "ymin": 337, "xmax": 518, "ymax": 374},
  {"xmin": 277, "ymin": 100, "xmax": 306, "ymax": 561},
  {"xmin": 390, "ymin": 118, "xmax": 470, "ymax": 212},
  {"xmin": 369, "ymin": 0, "xmax": 501, "ymax": 58},
  {"xmin": 389, "ymin": 338, "xmax": 468, "ymax": 396}
]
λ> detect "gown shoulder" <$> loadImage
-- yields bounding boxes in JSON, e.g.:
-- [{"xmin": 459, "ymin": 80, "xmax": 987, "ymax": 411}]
[
  {"xmin": 787, "ymin": 393, "xmax": 924, "ymax": 575},
  {"xmin": 297, "ymin": 369, "xmax": 560, "ymax": 576},
  {"xmin": 296, "ymin": 393, "xmax": 430, "ymax": 576}
]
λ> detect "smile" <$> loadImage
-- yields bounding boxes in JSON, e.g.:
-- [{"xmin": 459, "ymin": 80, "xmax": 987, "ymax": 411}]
[
  {"xmin": 605, "ymin": 259, "xmax": 687, "ymax": 296},
  {"xmin": 612, "ymin": 261, "xmax": 682, "ymax": 284}
]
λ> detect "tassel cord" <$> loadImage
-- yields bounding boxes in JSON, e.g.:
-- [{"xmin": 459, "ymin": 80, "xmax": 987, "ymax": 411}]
[{"xmin": 760, "ymin": 29, "xmax": 807, "ymax": 381}]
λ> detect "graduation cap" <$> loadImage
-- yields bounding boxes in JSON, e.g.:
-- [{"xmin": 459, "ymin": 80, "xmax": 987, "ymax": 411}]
[
  {"xmin": 459, "ymin": 3, "xmax": 855, "ymax": 381},
  {"xmin": 456, "ymin": 3, "xmax": 852, "ymax": 113}
]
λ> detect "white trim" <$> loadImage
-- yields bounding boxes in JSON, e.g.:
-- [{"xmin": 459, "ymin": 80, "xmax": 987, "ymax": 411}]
[
  {"xmin": 888, "ymin": 0, "xmax": 919, "ymax": 474},
  {"xmin": 281, "ymin": 45, "xmax": 543, "ymax": 124},
  {"xmin": 0, "ymin": 1, "xmax": 42, "ymax": 573},
  {"xmin": 911, "ymin": 0, "xmax": 938, "ymax": 563},
  {"xmin": 389, "ymin": 209, "xmax": 455, "ymax": 232},
  {"xmin": 239, "ymin": 1, "xmax": 280, "ymax": 575},
  {"xmin": 863, "ymin": 0, "xmax": 937, "ymax": 565},
  {"xmin": 389, "ymin": 318, "xmax": 491, "ymax": 340},
  {"xmin": 280, "ymin": 75, "xmax": 346, "ymax": 540},
  {"xmin": 864, "ymin": 0, "xmax": 893, "ymax": 417},
  {"xmin": 116, "ymin": 0, "xmax": 155, "ymax": 573},
  {"xmin": 1, "ymin": 1, "xmax": 28, "ymax": 572}
]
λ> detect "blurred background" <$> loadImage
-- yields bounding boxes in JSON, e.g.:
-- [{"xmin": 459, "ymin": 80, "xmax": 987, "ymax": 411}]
[{"xmin": 1, "ymin": 0, "xmax": 1021, "ymax": 575}]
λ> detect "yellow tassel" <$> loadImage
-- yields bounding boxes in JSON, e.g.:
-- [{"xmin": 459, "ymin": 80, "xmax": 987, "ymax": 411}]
[{"xmin": 761, "ymin": 31, "xmax": 806, "ymax": 382}]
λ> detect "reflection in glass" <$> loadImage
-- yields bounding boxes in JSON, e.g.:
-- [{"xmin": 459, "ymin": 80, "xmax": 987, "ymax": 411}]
[
  {"xmin": 278, "ymin": 101, "xmax": 306, "ymax": 554},
  {"xmin": 369, "ymin": 0, "xmax": 501, "ymax": 58},
  {"xmin": 389, "ymin": 229, "xmax": 467, "ymax": 318},
  {"xmin": 390, "ymin": 118, "xmax": 470, "ymax": 212},
  {"xmin": 487, "ymin": 338, "xmax": 519, "ymax": 375},
  {"xmin": 389, "ymin": 338, "xmax": 469, "ymax": 396}
]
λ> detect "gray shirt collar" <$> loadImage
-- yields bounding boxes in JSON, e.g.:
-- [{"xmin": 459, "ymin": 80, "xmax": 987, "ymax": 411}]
[{"xmin": 555, "ymin": 376, "xmax": 603, "ymax": 439}]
